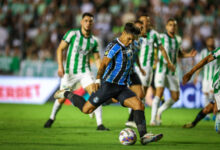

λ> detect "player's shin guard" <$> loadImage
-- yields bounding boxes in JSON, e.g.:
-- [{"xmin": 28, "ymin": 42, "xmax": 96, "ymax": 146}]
[
  {"xmin": 134, "ymin": 110, "xmax": 147, "ymax": 137},
  {"xmin": 150, "ymin": 96, "xmax": 160, "ymax": 123},
  {"xmin": 50, "ymin": 99, "xmax": 62, "ymax": 120},
  {"xmin": 94, "ymin": 106, "xmax": 103, "ymax": 126},
  {"xmin": 157, "ymin": 98, "xmax": 175, "ymax": 118},
  {"xmin": 64, "ymin": 91, "xmax": 86, "ymax": 112},
  {"xmin": 192, "ymin": 109, "xmax": 206, "ymax": 126}
]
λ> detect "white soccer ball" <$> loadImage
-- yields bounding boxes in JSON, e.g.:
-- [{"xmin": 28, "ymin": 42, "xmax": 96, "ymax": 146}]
[{"xmin": 119, "ymin": 128, "xmax": 137, "ymax": 145}]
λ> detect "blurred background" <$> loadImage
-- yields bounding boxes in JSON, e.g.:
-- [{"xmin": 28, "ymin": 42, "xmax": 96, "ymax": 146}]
[{"xmin": 0, "ymin": 0, "xmax": 219, "ymax": 107}]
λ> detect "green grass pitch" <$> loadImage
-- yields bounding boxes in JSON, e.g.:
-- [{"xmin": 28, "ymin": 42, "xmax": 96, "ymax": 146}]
[{"xmin": 0, "ymin": 103, "xmax": 219, "ymax": 150}]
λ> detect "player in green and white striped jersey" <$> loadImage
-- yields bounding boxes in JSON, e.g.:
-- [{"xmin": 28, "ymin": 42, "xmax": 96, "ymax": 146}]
[
  {"xmin": 183, "ymin": 47, "xmax": 220, "ymax": 133},
  {"xmin": 44, "ymin": 13, "xmax": 109, "ymax": 131},
  {"xmin": 193, "ymin": 36, "xmax": 218, "ymax": 120},
  {"xmin": 136, "ymin": 15, "xmax": 175, "ymax": 126},
  {"xmin": 151, "ymin": 18, "xmax": 197, "ymax": 125},
  {"xmin": 137, "ymin": 15, "xmax": 175, "ymax": 91}
]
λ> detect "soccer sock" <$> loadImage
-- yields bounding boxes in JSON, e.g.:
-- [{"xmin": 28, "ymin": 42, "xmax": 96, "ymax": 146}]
[
  {"xmin": 94, "ymin": 106, "xmax": 103, "ymax": 126},
  {"xmin": 50, "ymin": 99, "xmax": 62, "ymax": 120},
  {"xmin": 64, "ymin": 91, "xmax": 86, "ymax": 112},
  {"xmin": 192, "ymin": 109, "xmax": 206, "ymax": 126},
  {"xmin": 157, "ymin": 98, "xmax": 175, "ymax": 118},
  {"xmin": 128, "ymin": 109, "xmax": 134, "ymax": 121},
  {"xmin": 150, "ymin": 96, "xmax": 160, "ymax": 123},
  {"xmin": 134, "ymin": 110, "xmax": 147, "ymax": 137}
]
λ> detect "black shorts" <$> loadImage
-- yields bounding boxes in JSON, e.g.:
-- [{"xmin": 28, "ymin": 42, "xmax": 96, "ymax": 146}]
[
  {"xmin": 130, "ymin": 72, "xmax": 141, "ymax": 86},
  {"xmin": 89, "ymin": 81, "xmax": 136, "ymax": 107}
]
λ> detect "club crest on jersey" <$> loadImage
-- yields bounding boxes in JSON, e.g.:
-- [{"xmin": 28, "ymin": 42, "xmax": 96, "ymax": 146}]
[{"xmin": 93, "ymin": 96, "xmax": 99, "ymax": 103}]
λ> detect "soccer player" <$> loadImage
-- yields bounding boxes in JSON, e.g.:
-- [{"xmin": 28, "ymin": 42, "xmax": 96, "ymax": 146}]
[
  {"xmin": 151, "ymin": 18, "xmax": 197, "ymax": 125},
  {"xmin": 193, "ymin": 36, "xmax": 218, "ymax": 120},
  {"xmin": 135, "ymin": 15, "xmax": 175, "ymax": 125},
  {"xmin": 44, "ymin": 13, "xmax": 109, "ymax": 131},
  {"xmin": 183, "ymin": 47, "xmax": 220, "ymax": 133},
  {"xmin": 54, "ymin": 22, "xmax": 163, "ymax": 145},
  {"xmin": 125, "ymin": 20, "xmax": 146, "ymax": 128},
  {"xmin": 183, "ymin": 101, "xmax": 217, "ymax": 128}
]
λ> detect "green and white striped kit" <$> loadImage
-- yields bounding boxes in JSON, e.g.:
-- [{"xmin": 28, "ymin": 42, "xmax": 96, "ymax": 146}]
[
  {"xmin": 139, "ymin": 29, "xmax": 161, "ymax": 68},
  {"xmin": 200, "ymin": 48, "xmax": 218, "ymax": 81},
  {"xmin": 63, "ymin": 28, "xmax": 99, "ymax": 75},
  {"xmin": 212, "ymin": 47, "xmax": 220, "ymax": 93},
  {"xmin": 157, "ymin": 33, "xmax": 180, "ymax": 75}
]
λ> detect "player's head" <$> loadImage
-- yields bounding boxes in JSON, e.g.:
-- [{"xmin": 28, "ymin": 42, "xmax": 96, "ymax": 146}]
[
  {"xmin": 81, "ymin": 12, "xmax": 94, "ymax": 32},
  {"xmin": 139, "ymin": 14, "xmax": 151, "ymax": 32},
  {"xmin": 134, "ymin": 20, "xmax": 143, "ymax": 37},
  {"xmin": 121, "ymin": 22, "xmax": 140, "ymax": 46},
  {"xmin": 166, "ymin": 18, "xmax": 177, "ymax": 35},
  {"xmin": 205, "ymin": 36, "xmax": 215, "ymax": 50}
]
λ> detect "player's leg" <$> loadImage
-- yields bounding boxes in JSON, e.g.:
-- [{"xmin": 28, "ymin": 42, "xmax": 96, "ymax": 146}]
[
  {"xmin": 183, "ymin": 102, "xmax": 214, "ymax": 128},
  {"xmin": 118, "ymin": 87, "xmax": 163, "ymax": 145},
  {"xmin": 83, "ymin": 75, "xmax": 109, "ymax": 131},
  {"xmin": 150, "ymin": 72, "xmax": 165, "ymax": 125},
  {"xmin": 214, "ymin": 93, "xmax": 220, "ymax": 133},
  {"xmin": 44, "ymin": 75, "xmax": 76, "ymax": 128},
  {"xmin": 157, "ymin": 90, "xmax": 179, "ymax": 122},
  {"xmin": 157, "ymin": 75, "xmax": 180, "ymax": 123},
  {"xmin": 125, "ymin": 72, "xmax": 144, "ymax": 128},
  {"xmin": 122, "ymin": 96, "xmax": 163, "ymax": 145}
]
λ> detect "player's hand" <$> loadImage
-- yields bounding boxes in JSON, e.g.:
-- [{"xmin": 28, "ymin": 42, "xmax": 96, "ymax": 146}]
[
  {"xmin": 182, "ymin": 72, "xmax": 192, "ymax": 85},
  {"xmin": 167, "ymin": 62, "xmax": 176, "ymax": 72},
  {"xmin": 140, "ymin": 68, "xmax": 146, "ymax": 76},
  {"xmin": 58, "ymin": 67, "xmax": 64, "ymax": 77},
  {"xmin": 189, "ymin": 49, "xmax": 197, "ymax": 57}
]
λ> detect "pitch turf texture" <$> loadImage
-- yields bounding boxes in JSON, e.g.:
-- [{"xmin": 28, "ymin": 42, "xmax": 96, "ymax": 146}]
[{"xmin": 0, "ymin": 103, "xmax": 219, "ymax": 150}]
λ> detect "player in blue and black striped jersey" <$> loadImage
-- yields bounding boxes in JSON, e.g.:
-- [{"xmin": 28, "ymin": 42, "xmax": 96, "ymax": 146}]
[{"xmin": 53, "ymin": 22, "xmax": 163, "ymax": 145}]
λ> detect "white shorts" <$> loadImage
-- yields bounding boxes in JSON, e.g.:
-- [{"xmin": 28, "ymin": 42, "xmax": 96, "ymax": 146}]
[
  {"xmin": 214, "ymin": 92, "xmax": 220, "ymax": 110},
  {"xmin": 136, "ymin": 66, "xmax": 153, "ymax": 87},
  {"xmin": 202, "ymin": 79, "xmax": 214, "ymax": 93},
  {"xmin": 60, "ymin": 72, "xmax": 95, "ymax": 90},
  {"xmin": 155, "ymin": 72, "xmax": 180, "ymax": 92}
]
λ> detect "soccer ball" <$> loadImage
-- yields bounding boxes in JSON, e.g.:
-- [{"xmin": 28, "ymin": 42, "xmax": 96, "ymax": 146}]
[{"xmin": 119, "ymin": 128, "xmax": 137, "ymax": 145}]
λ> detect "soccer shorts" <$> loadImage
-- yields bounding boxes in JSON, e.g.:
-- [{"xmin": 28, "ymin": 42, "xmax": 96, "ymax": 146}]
[
  {"xmin": 60, "ymin": 72, "xmax": 95, "ymax": 90},
  {"xmin": 130, "ymin": 71, "xmax": 142, "ymax": 86},
  {"xmin": 89, "ymin": 81, "xmax": 136, "ymax": 107},
  {"xmin": 154, "ymin": 72, "xmax": 180, "ymax": 92},
  {"xmin": 202, "ymin": 79, "xmax": 214, "ymax": 93},
  {"xmin": 136, "ymin": 66, "xmax": 153, "ymax": 87},
  {"xmin": 214, "ymin": 92, "xmax": 220, "ymax": 110}
]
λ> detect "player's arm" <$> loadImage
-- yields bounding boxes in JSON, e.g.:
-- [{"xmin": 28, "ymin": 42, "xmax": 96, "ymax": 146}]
[
  {"xmin": 179, "ymin": 49, "xmax": 197, "ymax": 58},
  {"xmin": 93, "ymin": 52, "xmax": 101, "ymax": 69},
  {"xmin": 57, "ymin": 40, "xmax": 69, "ymax": 77},
  {"xmin": 136, "ymin": 56, "xmax": 146, "ymax": 75},
  {"xmin": 94, "ymin": 56, "xmax": 111, "ymax": 90},
  {"xmin": 182, "ymin": 54, "xmax": 215, "ymax": 85},
  {"xmin": 159, "ymin": 44, "xmax": 175, "ymax": 72}
]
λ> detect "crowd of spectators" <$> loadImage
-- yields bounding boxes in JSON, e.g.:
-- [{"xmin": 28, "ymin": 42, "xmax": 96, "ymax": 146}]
[{"xmin": 0, "ymin": 0, "xmax": 219, "ymax": 77}]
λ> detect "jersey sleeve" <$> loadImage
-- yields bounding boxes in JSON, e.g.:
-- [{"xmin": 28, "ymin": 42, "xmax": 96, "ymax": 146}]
[
  {"xmin": 104, "ymin": 43, "xmax": 120, "ymax": 59},
  {"xmin": 212, "ymin": 47, "xmax": 220, "ymax": 59},
  {"xmin": 62, "ymin": 30, "xmax": 75, "ymax": 43}
]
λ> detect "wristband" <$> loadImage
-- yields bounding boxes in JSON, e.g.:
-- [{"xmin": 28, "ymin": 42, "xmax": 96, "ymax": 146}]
[{"xmin": 95, "ymin": 79, "xmax": 101, "ymax": 84}]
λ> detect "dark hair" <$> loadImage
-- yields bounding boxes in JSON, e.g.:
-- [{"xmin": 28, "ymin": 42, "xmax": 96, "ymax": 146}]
[
  {"xmin": 139, "ymin": 14, "xmax": 150, "ymax": 18},
  {"xmin": 167, "ymin": 18, "xmax": 176, "ymax": 24},
  {"xmin": 82, "ymin": 12, "xmax": 94, "ymax": 19},
  {"xmin": 124, "ymin": 22, "xmax": 140, "ymax": 35},
  {"xmin": 134, "ymin": 20, "xmax": 143, "ymax": 24}
]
